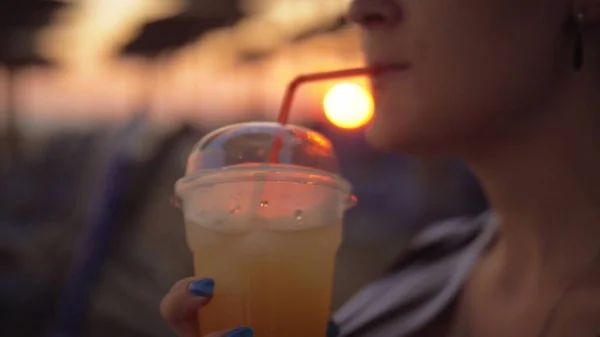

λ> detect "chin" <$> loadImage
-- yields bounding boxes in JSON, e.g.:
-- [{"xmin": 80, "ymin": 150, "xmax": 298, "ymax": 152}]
[
  {"xmin": 366, "ymin": 88, "xmax": 423, "ymax": 152},
  {"xmin": 365, "ymin": 114, "xmax": 456, "ymax": 157},
  {"xmin": 365, "ymin": 118, "xmax": 419, "ymax": 154}
]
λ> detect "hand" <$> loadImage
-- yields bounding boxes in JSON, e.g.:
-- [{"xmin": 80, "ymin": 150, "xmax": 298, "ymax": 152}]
[
  {"xmin": 160, "ymin": 277, "xmax": 253, "ymax": 337},
  {"xmin": 161, "ymin": 277, "xmax": 340, "ymax": 337}
]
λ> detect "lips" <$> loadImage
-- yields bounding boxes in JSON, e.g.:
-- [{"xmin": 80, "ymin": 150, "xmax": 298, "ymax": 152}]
[{"xmin": 369, "ymin": 62, "xmax": 409, "ymax": 72}]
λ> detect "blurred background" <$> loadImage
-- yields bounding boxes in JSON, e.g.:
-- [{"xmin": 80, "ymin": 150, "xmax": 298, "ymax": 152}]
[{"xmin": 0, "ymin": 0, "xmax": 488, "ymax": 336}]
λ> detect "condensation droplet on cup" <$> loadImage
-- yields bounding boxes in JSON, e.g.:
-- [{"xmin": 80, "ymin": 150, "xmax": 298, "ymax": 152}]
[
  {"xmin": 170, "ymin": 195, "xmax": 182, "ymax": 207},
  {"xmin": 260, "ymin": 200, "xmax": 269, "ymax": 208},
  {"xmin": 295, "ymin": 210, "xmax": 304, "ymax": 221},
  {"xmin": 229, "ymin": 206, "xmax": 241, "ymax": 214}
]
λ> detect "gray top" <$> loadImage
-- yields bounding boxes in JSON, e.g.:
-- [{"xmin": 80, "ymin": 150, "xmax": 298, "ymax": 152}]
[{"xmin": 334, "ymin": 211, "xmax": 499, "ymax": 337}]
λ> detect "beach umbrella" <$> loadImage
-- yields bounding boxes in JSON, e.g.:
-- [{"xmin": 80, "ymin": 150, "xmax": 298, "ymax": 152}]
[{"xmin": 119, "ymin": 10, "xmax": 244, "ymax": 113}]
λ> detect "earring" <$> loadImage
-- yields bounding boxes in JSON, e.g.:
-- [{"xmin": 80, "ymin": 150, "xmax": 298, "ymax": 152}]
[{"xmin": 573, "ymin": 11, "xmax": 585, "ymax": 70}]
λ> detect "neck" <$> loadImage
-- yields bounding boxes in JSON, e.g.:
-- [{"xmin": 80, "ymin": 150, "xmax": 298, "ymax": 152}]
[{"xmin": 465, "ymin": 72, "xmax": 600, "ymax": 288}]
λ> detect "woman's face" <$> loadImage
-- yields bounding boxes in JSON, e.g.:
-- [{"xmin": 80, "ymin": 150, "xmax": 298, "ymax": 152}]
[{"xmin": 349, "ymin": 0, "xmax": 572, "ymax": 154}]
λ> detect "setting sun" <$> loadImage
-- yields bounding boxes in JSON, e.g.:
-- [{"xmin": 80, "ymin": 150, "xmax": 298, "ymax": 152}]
[{"xmin": 323, "ymin": 82, "xmax": 374, "ymax": 129}]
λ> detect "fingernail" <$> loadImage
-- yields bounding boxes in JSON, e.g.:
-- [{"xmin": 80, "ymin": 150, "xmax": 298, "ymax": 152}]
[
  {"xmin": 188, "ymin": 278, "xmax": 215, "ymax": 297},
  {"xmin": 327, "ymin": 320, "xmax": 340, "ymax": 337},
  {"xmin": 225, "ymin": 326, "xmax": 254, "ymax": 337}
]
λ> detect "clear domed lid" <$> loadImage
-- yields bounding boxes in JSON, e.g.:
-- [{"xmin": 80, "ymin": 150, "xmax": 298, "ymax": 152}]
[{"xmin": 185, "ymin": 122, "xmax": 340, "ymax": 176}]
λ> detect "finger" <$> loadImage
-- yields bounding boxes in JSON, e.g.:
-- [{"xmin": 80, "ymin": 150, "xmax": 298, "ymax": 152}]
[
  {"xmin": 204, "ymin": 327, "xmax": 254, "ymax": 337},
  {"xmin": 160, "ymin": 277, "xmax": 215, "ymax": 337}
]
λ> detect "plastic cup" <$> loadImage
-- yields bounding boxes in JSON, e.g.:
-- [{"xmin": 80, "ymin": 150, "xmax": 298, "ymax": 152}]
[{"xmin": 175, "ymin": 122, "xmax": 354, "ymax": 337}]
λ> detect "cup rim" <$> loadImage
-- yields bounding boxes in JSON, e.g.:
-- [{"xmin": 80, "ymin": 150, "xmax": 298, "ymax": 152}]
[{"xmin": 174, "ymin": 163, "xmax": 356, "ymax": 209}]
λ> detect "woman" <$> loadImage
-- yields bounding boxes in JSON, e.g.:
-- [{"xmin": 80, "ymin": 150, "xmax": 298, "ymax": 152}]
[{"xmin": 160, "ymin": 0, "xmax": 600, "ymax": 336}]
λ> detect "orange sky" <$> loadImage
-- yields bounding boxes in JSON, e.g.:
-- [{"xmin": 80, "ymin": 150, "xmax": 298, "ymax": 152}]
[{"xmin": 0, "ymin": 0, "xmax": 366, "ymax": 132}]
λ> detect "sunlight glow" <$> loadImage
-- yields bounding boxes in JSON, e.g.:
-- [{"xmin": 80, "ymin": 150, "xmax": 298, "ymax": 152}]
[{"xmin": 323, "ymin": 82, "xmax": 373, "ymax": 129}]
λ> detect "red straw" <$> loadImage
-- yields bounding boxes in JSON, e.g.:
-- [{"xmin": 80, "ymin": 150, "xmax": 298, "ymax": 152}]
[{"xmin": 269, "ymin": 66, "xmax": 385, "ymax": 163}]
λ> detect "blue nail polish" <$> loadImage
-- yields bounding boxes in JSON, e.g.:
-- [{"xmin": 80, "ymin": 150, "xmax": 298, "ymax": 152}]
[
  {"xmin": 189, "ymin": 278, "xmax": 215, "ymax": 297},
  {"xmin": 225, "ymin": 327, "xmax": 254, "ymax": 337},
  {"xmin": 327, "ymin": 320, "xmax": 340, "ymax": 337}
]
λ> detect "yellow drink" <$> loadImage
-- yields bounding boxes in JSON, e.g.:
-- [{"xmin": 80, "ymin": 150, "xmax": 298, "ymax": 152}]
[
  {"xmin": 187, "ymin": 220, "xmax": 342, "ymax": 337},
  {"xmin": 175, "ymin": 124, "xmax": 354, "ymax": 336}
]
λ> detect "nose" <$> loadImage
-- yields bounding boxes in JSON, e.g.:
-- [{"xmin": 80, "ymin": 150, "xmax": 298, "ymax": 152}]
[{"xmin": 347, "ymin": 0, "xmax": 401, "ymax": 28}]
